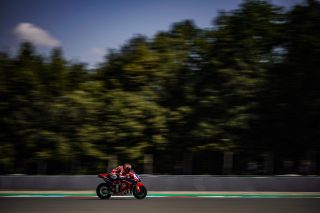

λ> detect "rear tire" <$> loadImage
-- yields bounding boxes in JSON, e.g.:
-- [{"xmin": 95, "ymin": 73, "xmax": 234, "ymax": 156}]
[
  {"xmin": 96, "ymin": 183, "xmax": 112, "ymax": 199},
  {"xmin": 133, "ymin": 185, "xmax": 147, "ymax": 199}
]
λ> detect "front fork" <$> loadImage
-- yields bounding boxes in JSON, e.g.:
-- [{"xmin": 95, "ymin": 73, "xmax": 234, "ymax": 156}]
[{"xmin": 133, "ymin": 182, "xmax": 144, "ymax": 193}]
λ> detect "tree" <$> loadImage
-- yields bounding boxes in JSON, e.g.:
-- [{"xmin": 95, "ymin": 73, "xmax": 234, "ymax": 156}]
[
  {"xmin": 188, "ymin": 0, "xmax": 284, "ymax": 153},
  {"xmin": 0, "ymin": 52, "xmax": 15, "ymax": 173},
  {"xmin": 259, "ymin": 0, "xmax": 320, "ymax": 157},
  {"xmin": 101, "ymin": 90, "xmax": 168, "ymax": 160},
  {"xmin": 45, "ymin": 48, "xmax": 68, "ymax": 96}
]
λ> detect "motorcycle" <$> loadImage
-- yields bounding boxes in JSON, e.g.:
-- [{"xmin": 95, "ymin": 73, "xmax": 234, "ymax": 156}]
[{"xmin": 96, "ymin": 171, "xmax": 147, "ymax": 199}]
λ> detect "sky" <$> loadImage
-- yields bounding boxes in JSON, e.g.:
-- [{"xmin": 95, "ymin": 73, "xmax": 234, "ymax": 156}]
[{"xmin": 1, "ymin": 0, "xmax": 303, "ymax": 68}]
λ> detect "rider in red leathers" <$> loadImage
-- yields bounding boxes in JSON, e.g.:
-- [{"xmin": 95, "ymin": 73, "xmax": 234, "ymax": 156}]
[{"xmin": 110, "ymin": 163, "xmax": 138, "ymax": 182}]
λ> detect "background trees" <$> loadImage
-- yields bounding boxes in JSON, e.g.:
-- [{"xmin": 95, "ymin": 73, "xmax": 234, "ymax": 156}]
[{"xmin": 0, "ymin": 0, "xmax": 319, "ymax": 175}]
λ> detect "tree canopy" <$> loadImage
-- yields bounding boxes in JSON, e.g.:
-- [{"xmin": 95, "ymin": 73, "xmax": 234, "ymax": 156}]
[{"xmin": 0, "ymin": 0, "xmax": 319, "ymax": 174}]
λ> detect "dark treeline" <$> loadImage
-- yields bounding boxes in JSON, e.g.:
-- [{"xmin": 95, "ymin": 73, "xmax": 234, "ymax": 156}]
[{"xmin": 1, "ymin": 0, "xmax": 319, "ymax": 175}]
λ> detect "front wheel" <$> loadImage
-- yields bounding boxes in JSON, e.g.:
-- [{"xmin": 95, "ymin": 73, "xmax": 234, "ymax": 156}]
[
  {"xmin": 133, "ymin": 185, "xmax": 147, "ymax": 199},
  {"xmin": 96, "ymin": 183, "xmax": 112, "ymax": 199}
]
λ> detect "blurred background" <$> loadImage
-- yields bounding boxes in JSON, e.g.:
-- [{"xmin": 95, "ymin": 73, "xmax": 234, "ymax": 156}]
[{"xmin": 0, "ymin": 0, "xmax": 319, "ymax": 176}]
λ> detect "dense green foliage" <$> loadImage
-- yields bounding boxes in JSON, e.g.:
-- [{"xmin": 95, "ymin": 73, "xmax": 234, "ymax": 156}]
[{"xmin": 0, "ymin": 0, "xmax": 319, "ymax": 174}]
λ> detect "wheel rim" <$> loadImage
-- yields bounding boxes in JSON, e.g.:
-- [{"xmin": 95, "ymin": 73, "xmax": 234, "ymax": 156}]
[{"xmin": 100, "ymin": 186, "xmax": 110, "ymax": 196}]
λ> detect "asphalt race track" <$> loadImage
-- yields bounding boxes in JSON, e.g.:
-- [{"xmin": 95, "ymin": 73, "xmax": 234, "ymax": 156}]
[{"xmin": 1, "ymin": 197, "xmax": 319, "ymax": 213}]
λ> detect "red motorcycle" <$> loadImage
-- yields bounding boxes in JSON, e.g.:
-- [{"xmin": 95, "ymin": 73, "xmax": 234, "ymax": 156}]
[{"xmin": 96, "ymin": 171, "xmax": 147, "ymax": 199}]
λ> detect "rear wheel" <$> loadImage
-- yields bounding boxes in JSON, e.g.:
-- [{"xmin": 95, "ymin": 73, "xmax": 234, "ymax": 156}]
[
  {"xmin": 133, "ymin": 185, "xmax": 147, "ymax": 199},
  {"xmin": 96, "ymin": 183, "xmax": 112, "ymax": 199}
]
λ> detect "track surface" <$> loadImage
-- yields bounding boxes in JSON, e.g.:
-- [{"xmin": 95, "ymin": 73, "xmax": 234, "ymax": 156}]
[{"xmin": 1, "ymin": 197, "xmax": 319, "ymax": 213}]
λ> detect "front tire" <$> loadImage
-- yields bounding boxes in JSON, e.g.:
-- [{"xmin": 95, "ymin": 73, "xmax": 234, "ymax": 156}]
[
  {"xmin": 96, "ymin": 183, "xmax": 112, "ymax": 199},
  {"xmin": 133, "ymin": 185, "xmax": 147, "ymax": 199}
]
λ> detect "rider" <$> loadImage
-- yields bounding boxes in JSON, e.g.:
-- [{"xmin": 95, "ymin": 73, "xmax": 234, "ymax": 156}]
[
  {"xmin": 111, "ymin": 163, "xmax": 132, "ymax": 179},
  {"xmin": 111, "ymin": 163, "xmax": 139, "ymax": 182}
]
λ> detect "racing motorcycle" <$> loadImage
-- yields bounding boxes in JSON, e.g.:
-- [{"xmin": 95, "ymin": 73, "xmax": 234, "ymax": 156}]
[{"xmin": 96, "ymin": 171, "xmax": 147, "ymax": 199}]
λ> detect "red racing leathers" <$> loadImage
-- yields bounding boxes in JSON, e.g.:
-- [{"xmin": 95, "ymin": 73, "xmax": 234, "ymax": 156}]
[{"xmin": 111, "ymin": 165, "xmax": 139, "ymax": 181}]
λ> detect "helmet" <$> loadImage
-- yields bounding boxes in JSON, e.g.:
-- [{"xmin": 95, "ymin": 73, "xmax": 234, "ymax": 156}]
[{"xmin": 123, "ymin": 163, "xmax": 131, "ymax": 173}]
